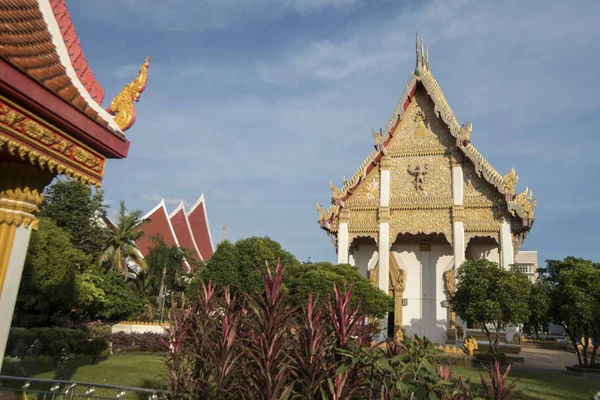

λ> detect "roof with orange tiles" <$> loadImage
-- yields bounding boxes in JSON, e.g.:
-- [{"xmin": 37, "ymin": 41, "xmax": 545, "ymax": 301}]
[{"xmin": 0, "ymin": 0, "xmax": 121, "ymax": 133}]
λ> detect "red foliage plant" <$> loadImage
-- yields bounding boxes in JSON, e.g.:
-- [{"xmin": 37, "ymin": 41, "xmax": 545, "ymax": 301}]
[{"xmin": 163, "ymin": 257, "xmax": 518, "ymax": 400}]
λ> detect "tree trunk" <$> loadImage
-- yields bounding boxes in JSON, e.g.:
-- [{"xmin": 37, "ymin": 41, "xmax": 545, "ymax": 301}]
[
  {"xmin": 582, "ymin": 329, "xmax": 589, "ymax": 366},
  {"xmin": 494, "ymin": 323, "xmax": 501, "ymax": 355},
  {"xmin": 564, "ymin": 325, "xmax": 582, "ymax": 366},
  {"xmin": 158, "ymin": 264, "xmax": 167, "ymax": 308},
  {"xmin": 482, "ymin": 325, "xmax": 494, "ymax": 355}
]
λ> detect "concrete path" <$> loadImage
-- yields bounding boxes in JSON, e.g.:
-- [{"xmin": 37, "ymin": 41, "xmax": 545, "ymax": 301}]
[{"xmin": 512, "ymin": 347, "xmax": 578, "ymax": 374}]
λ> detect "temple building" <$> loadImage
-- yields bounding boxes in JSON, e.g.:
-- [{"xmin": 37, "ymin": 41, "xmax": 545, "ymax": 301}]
[
  {"xmin": 133, "ymin": 195, "xmax": 214, "ymax": 268},
  {"xmin": 0, "ymin": 0, "xmax": 148, "ymax": 366},
  {"xmin": 317, "ymin": 36, "xmax": 537, "ymax": 344}
]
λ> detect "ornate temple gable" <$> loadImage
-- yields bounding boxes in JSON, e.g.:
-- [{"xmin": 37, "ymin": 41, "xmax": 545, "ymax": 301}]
[
  {"xmin": 318, "ymin": 34, "xmax": 536, "ymax": 238},
  {"xmin": 346, "ymin": 166, "xmax": 380, "ymax": 206}
]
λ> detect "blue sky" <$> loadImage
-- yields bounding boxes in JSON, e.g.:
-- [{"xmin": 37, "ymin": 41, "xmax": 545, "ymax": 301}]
[{"xmin": 66, "ymin": 0, "xmax": 600, "ymax": 265}]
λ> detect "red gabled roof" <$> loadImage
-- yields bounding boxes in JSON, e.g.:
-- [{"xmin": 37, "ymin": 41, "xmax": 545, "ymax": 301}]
[
  {"xmin": 187, "ymin": 194, "xmax": 214, "ymax": 259},
  {"xmin": 169, "ymin": 202, "xmax": 202, "ymax": 261},
  {"xmin": 135, "ymin": 200, "xmax": 179, "ymax": 257},
  {"xmin": 50, "ymin": 0, "xmax": 104, "ymax": 104},
  {"xmin": 0, "ymin": 0, "xmax": 123, "ymax": 133}
]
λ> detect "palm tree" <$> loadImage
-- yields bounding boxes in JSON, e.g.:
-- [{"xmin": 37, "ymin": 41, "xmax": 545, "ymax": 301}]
[{"xmin": 100, "ymin": 201, "xmax": 148, "ymax": 277}]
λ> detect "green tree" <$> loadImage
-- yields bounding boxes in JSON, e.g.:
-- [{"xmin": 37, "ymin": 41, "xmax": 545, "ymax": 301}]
[
  {"xmin": 144, "ymin": 237, "xmax": 191, "ymax": 310},
  {"xmin": 538, "ymin": 257, "xmax": 600, "ymax": 367},
  {"xmin": 100, "ymin": 201, "xmax": 147, "ymax": 277},
  {"xmin": 39, "ymin": 179, "xmax": 109, "ymax": 257},
  {"xmin": 203, "ymin": 236, "xmax": 299, "ymax": 294},
  {"xmin": 17, "ymin": 218, "xmax": 89, "ymax": 322},
  {"xmin": 449, "ymin": 259, "xmax": 531, "ymax": 355},
  {"xmin": 525, "ymin": 280, "xmax": 550, "ymax": 339},
  {"xmin": 285, "ymin": 262, "xmax": 394, "ymax": 318}
]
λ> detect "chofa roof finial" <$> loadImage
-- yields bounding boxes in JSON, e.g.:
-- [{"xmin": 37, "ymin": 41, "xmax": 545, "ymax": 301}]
[{"xmin": 415, "ymin": 32, "xmax": 429, "ymax": 75}]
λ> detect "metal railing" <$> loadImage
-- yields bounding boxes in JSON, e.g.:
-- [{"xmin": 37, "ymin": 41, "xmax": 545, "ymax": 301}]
[{"xmin": 0, "ymin": 375, "xmax": 169, "ymax": 400}]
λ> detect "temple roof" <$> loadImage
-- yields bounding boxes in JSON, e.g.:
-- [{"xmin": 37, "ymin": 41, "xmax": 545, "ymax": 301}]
[
  {"xmin": 133, "ymin": 195, "xmax": 214, "ymax": 269},
  {"xmin": 187, "ymin": 194, "xmax": 214, "ymax": 260},
  {"xmin": 0, "ymin": 0, "xmax": 147, "ymax": 135},
  {"xmin": 318, "ymin": 35, "xmax": 536, "ymax": 230},
  {"xmin": 169, "ymin": 201, "xmax": 202, "ymax": 262}
]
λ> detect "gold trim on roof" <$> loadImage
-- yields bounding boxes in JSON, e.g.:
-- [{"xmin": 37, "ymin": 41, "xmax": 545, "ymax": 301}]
[
  {"xmin": 107, "ymin": 57, "xmax": 150, "ymax": 132},
  {"xmin": 318, "ymin": 34, "xmax": 536, "ymax": 232}
]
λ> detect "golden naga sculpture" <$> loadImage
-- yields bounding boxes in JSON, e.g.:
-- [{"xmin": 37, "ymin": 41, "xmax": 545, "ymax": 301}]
[
  {"xmin": 503, "ymin": 168, "xmax": 519, "ymax": 195},
  {"xmin": 444, "ymin": 269, "xmax": 456, "ymax": 297},
  {"xmin": 516, "ymin": 187, "xmax": 536, "ymax": 218},
  {"xmin": 107, "ymin": 57, "xmax": 150, "ymax": 132},
  {"xmin": 462, "ymin": 337, "xmax": 478, "ymax": 356},
  {"xmin": 330, "ymin": 180, "xmax": 345, "ymax": 201},
  {"xmin": 316, "ymin": 201, "xmax": 326, "ymax": 220}
]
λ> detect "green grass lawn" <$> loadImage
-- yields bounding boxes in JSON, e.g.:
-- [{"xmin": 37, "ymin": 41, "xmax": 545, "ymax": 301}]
[{"xmin": 2, "ymin": 354, "xmax": 598, "ymax": 399}]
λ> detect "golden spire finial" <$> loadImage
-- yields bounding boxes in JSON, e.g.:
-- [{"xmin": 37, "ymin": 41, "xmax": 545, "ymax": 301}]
[
  {"xmin": 221, "ymin": 225, "xmax": 227, "ymax": 243},
  {"xmin": 107, "ymin": 57, "xmax": 150, "ymax": 132}
]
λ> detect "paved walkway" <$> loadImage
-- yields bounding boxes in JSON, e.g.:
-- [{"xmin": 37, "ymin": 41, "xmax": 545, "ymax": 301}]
[{"xmin": 512, "ymin": 347, "xmax": 577, "ymax": 374}]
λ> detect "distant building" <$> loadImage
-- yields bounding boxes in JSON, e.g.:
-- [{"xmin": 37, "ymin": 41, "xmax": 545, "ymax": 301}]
[
  {"xmin": 515, "ymin": 251, "xmax": 539, "ymax": 282},
  {"xmin": 316, "ymin": 36, "xmax": 537, "ymax": 344},
  {"xmin": 134, "ymin": 194, "xmax": 214, "ymax": 270}
]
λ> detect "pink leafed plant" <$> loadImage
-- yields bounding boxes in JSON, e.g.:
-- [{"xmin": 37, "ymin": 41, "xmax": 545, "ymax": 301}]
[{"xmin": 480, "ymin": 360, "xmax": 520, "ymax": 400}]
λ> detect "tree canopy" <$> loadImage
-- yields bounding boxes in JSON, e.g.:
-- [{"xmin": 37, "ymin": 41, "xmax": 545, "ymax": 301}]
[
  {"xmin": 449, "ymin": 259, "xmax": 531, "ymax": 355},
  {"xmin": 538, "ymin": 257, "xmax": 600, "ymax": 366},
  {"xmin": 285, "ymin": 262, "xmax": 394, "ymax": 318},
  {"xmin": 203, "ymin": 236, "xmax": 299, "ymax": 294},
  {"xmin": 100, "ymin": 200, "xmax": 147, "ymax": 276},
  {"xmin": 39, "ymin": 179, "xmax": 109, "ymax": 258},
  {"xmin": 17, "ymin": 218, "xmax": 87, "ymax": 320}
]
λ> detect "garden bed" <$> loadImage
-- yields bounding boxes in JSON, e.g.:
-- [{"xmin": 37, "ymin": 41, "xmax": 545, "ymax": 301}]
[{"xmin": 564, "ymin": 365, "xmax": 600, "ymax": 379}]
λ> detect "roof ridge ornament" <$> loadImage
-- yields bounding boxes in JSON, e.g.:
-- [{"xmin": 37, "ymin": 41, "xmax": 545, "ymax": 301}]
[
  {"xmin": 415, "ymin": 32, "xmax": 429, "ymax": 76},
  {"xmin": 107, "ymin": 57, "xmax": 150, "ymax": 132}
]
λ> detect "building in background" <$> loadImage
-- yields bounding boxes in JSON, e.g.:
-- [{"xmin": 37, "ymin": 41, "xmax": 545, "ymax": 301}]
[
  {"xmin": 316, "ymin": 36, "xmax": 537, "ymax": 345},
  {"xmin": 515, "ymin": 251, "xmax": 539, "ymax": 282},
  {"xmin": 135, "ymin": 194, "xmax": 214, "ymax": 269}
]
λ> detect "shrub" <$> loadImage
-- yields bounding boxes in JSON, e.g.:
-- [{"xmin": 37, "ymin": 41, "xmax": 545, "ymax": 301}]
[
  {"xmin": 163, "ymin": 258, "xmax": 517, "ymax": 399},
  {"xmin": 6, "ymin": 327, "xmax": 108, "ymax": 363},
  {"xmin": 107, "ymin": 332, "xmax": 166, "ymax": 352}
]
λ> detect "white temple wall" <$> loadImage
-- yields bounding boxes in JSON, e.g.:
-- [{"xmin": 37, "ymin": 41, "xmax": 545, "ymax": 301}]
[
  {"xmin": 391, "ymin": 243, "xmax": 421, "ymax": 338},
  {"xmin": 352, "ymin": 242, "xmax": 378, "ymax": 279},
  {"xmin": 431, "ymin": 244, "xmax": 453, "ymax": 344},
  {"xmin": 467, "ymin": 243, "xmax": 500, "ymax": 263}
]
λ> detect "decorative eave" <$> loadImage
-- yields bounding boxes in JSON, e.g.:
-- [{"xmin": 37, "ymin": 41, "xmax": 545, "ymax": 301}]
[
  {"xmin": 0, "ymin": 0, "xmax": 149, "ymax": 135},
  {"xmin": 318, "ymin": 34, "xmax": 536, "ymax": 234}
]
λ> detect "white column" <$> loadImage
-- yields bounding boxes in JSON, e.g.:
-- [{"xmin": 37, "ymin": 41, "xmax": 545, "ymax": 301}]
[
  {"xmin": 451, "ymin": 163, "xmax": 465, "ymax": 268},
  {"xmin": 337, "ymin": 222, "xmax": 349, "ymax": 264},
  {"xmin": 378, "ymin": 158, "xmax": 392, "ymax": 338},
  {"xmin": 378, "ymin": 224, "xmax": 390, "ymax": 294},
  {"xmin": 453, "ymin": 221, "xmax": 465, "ymax": 269},
  {"xmin": 500, "ymin": 220, "xmax": 514, "ymax": 269},
  {"xmin": 380, "ymin": 169, "xmax": 390, "ymax": 207},
  {"xmin": 0, "ymin": 226, "xmax": 33, "ymax": 362},
  {"xmin": 452, "ymin": 165, "xmax": 463, "ymax": 206}
]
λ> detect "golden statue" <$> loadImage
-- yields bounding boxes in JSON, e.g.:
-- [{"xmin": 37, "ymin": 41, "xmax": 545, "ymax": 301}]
[
  {"xmin": 107, "ymin": 57, "xmax": 150, "ymax": 132},
  {"xmin": 503, "ymin": 168, "xmax": 519, "ymax": 196}
]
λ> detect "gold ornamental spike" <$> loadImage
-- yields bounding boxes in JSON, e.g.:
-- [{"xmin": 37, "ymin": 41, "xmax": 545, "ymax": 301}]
[{"xmin": 107, "ymin": 57, "xmax": 150, "ymax": 132}]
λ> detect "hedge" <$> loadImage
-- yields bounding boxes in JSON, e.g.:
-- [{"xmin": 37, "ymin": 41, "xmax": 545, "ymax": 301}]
[
  {"xmin": 6, "ymin": 328, "xmax": 108, "ymax": 363},
  {"xmin": 108, "ymin": 332, "xmax": 166, "ymax": 353}
]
